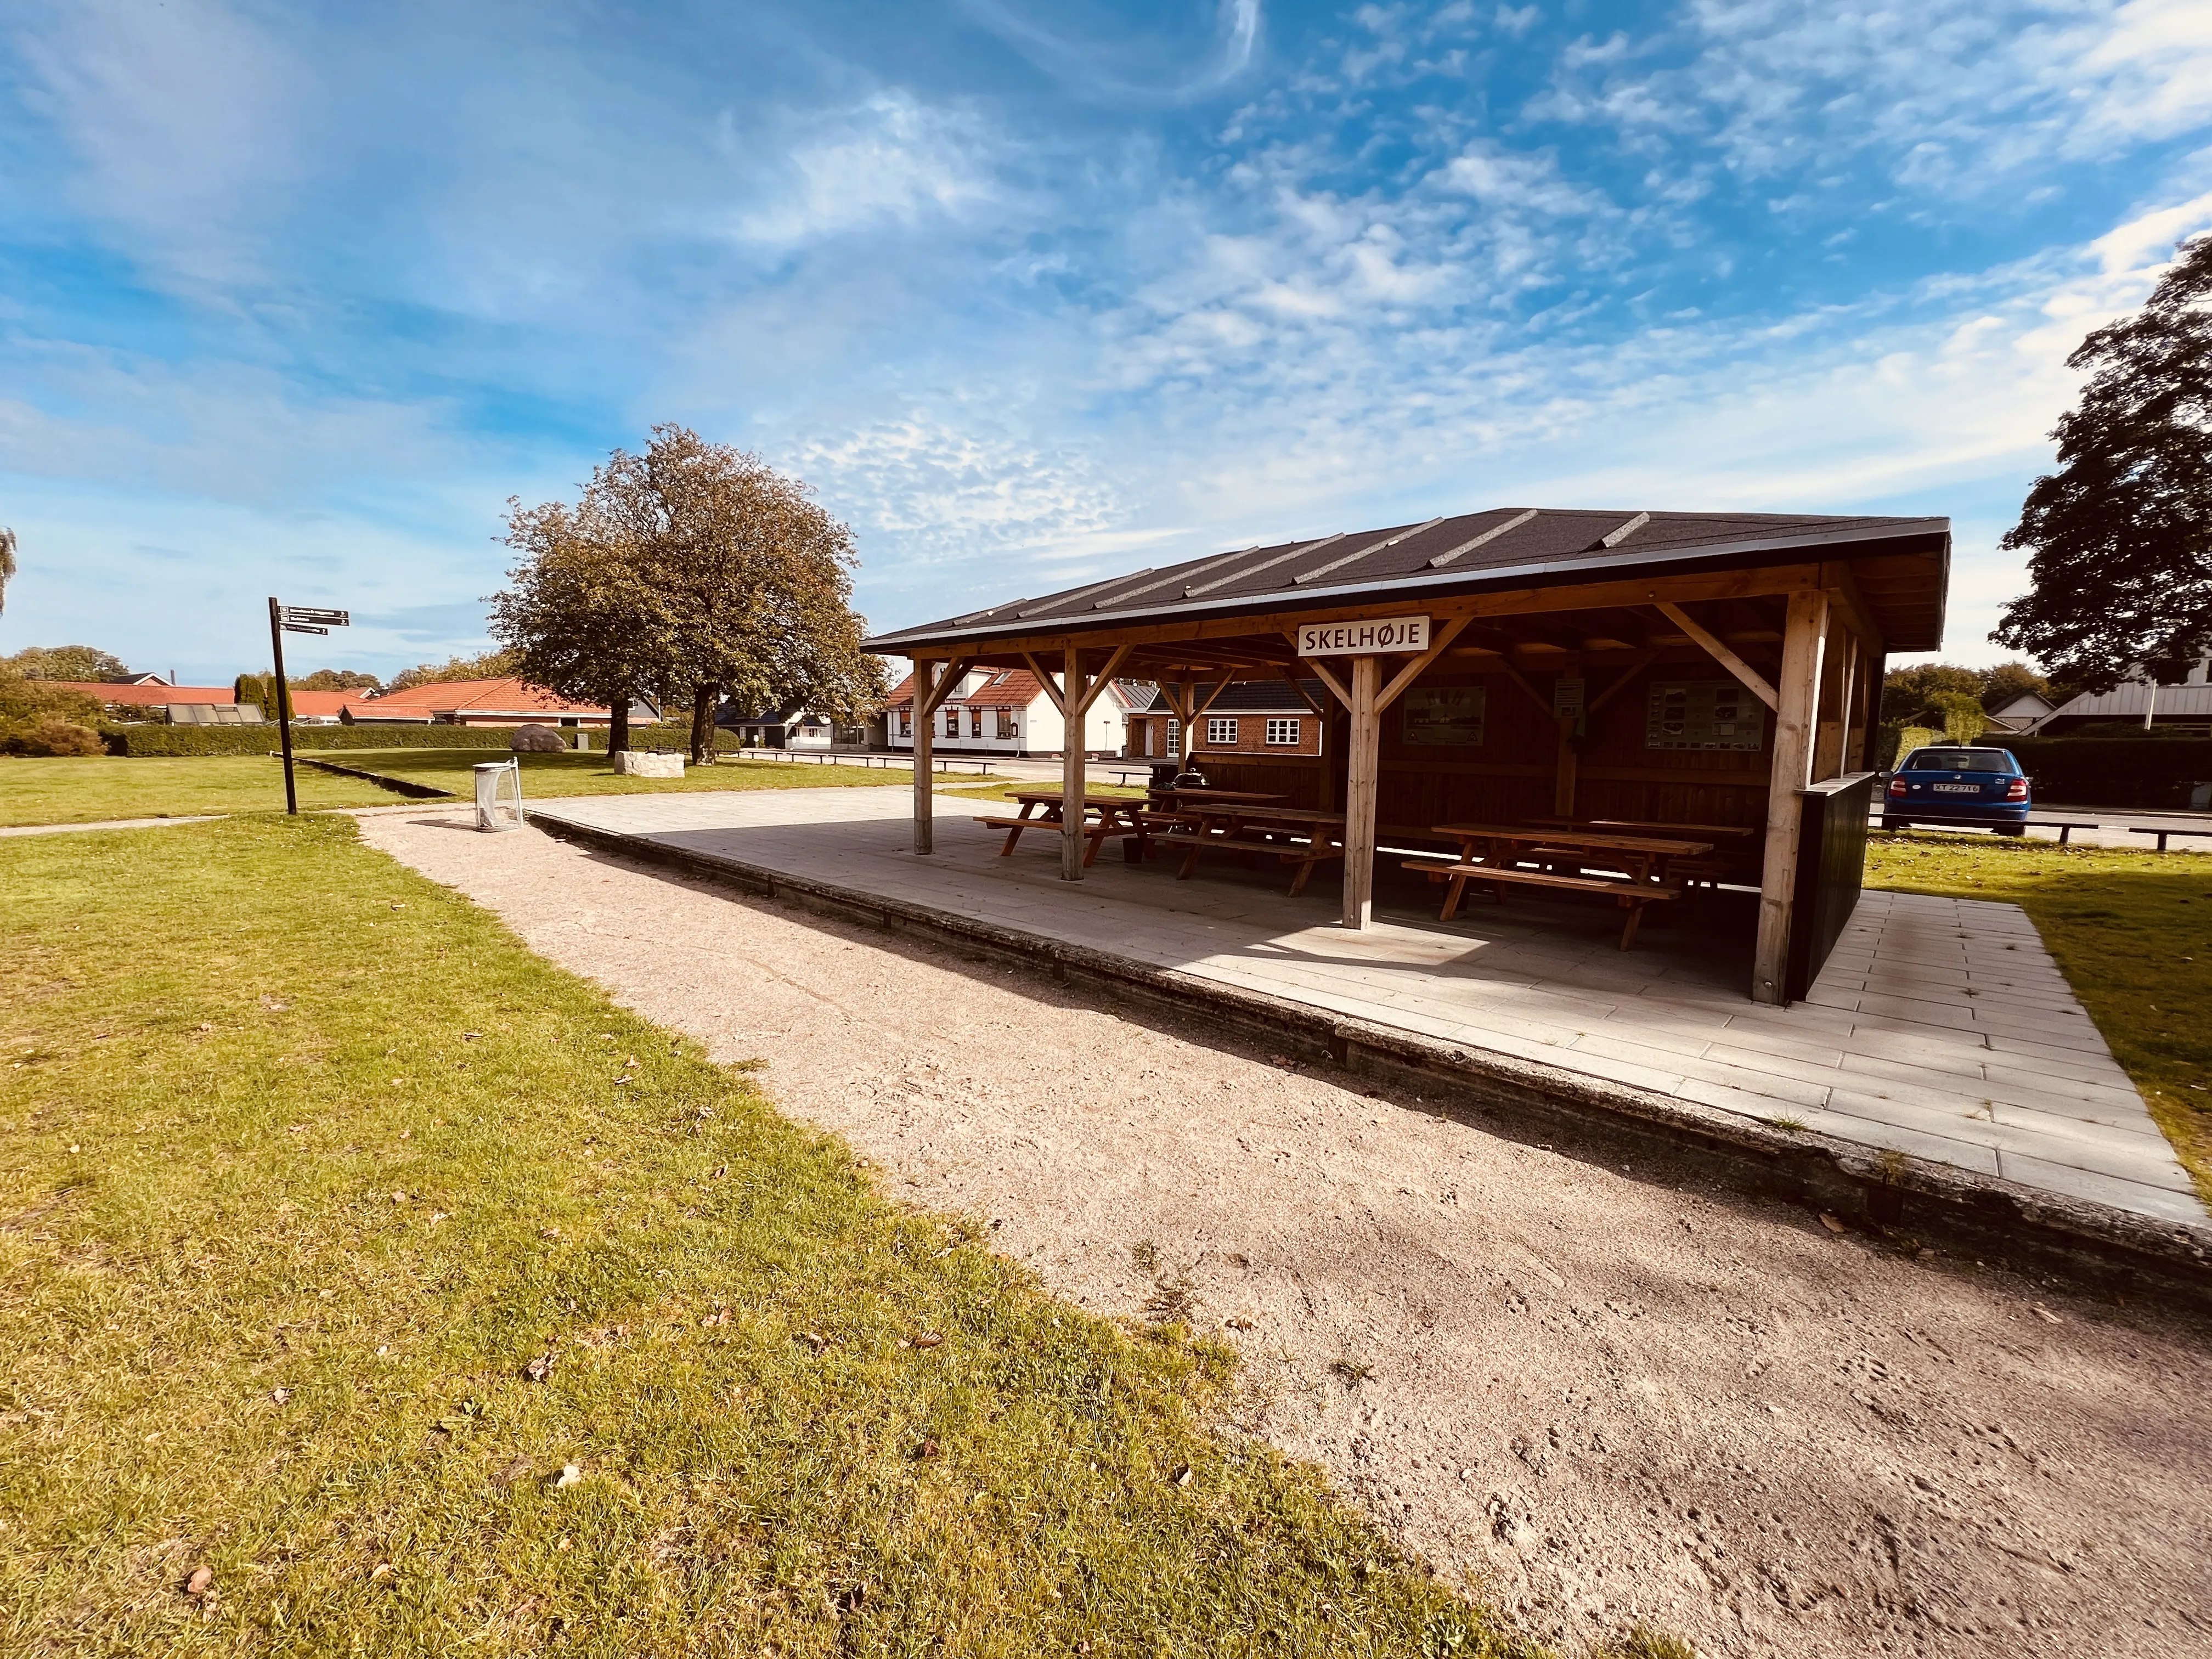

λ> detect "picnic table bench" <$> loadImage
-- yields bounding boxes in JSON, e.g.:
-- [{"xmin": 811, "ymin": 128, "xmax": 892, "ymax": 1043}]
[
  {"xmin": 1150, "ymin": 802, "xmax": 1345, "ymax": 896},
  {"xmin": 1432, "ymin": 822, "xmax": 1714, "ymax": 887},
  {"xmin": 1522, "ymin": 816, "xmax": 1752, "ymax": 885},
  {"xmin": 1402, "ymin": 821, "xmax": 1714, "ymax": 949},
  {"xmin": 975, "ymin": 791, "xmax": 1152, "ymax": 867}
]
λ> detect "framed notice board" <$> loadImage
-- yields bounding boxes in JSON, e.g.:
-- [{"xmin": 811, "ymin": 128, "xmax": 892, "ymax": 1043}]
[
  {"xmin": 1645, "ymin": 680, "xmax": 1764, "ymax": 751},
  {"xmin": 1402, "ymin": 686, "xmax": 1486, "ymax": 746}
]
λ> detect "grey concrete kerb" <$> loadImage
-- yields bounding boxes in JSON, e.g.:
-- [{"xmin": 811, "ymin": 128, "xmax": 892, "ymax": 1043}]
[{"xmin": 528, "ymin": 808, "xmax": 2212, "ymax": 1314}]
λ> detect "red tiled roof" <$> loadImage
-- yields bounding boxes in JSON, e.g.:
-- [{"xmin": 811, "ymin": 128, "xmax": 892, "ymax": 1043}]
[
  {"xmin": 38, "ymin": 681, "xmax": 234, "ymax": 707},
  {"xmin": 282, "ymin": 690, "xmax": 354, "ymax": 717},
  {"xmin": 342, "ymin": 678, "xmax": 608, "ymax": 721}
]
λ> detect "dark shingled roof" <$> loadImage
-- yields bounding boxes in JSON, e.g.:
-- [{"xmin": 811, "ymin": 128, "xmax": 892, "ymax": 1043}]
[
  {"xmin": 864, "ymin": 507, "xmax": 1947, "ymax": 651},
  {"xmin": 1135, "ymin": 680, "xmax": 1324, "ymax": 715}
]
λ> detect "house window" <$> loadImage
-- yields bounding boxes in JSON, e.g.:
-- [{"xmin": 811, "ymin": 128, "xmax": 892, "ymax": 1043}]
[
  {"xmin": 969, "ymin": 707, "xmax": 984, "ymax": 738},
  {"xmin": 995, "ymin": 708, "xmax": 1015, "ymax": 738},
  {"xmin": 1264, "ymin": 718, "xmax": 1300, "ymax": 746},
  {"xmin": 1206, "ymin": 717, "xmax": 1238, "ymax": 747},
  {"xmin": 944, "ymin": 707, "xmax": 960, "ymax": 738},
  {"xmin": 897, "ymin": 709, "xmax": 910, "ymax": 737},
  {"xmin": 1166, "ymin": 720, "xmax": 1181, "ymax": 757}
]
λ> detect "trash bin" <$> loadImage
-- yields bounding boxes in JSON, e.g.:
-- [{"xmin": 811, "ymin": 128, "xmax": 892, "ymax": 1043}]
[{"xmin": 473, "ymin": 759, "xmax": 525, "ymax": 832}]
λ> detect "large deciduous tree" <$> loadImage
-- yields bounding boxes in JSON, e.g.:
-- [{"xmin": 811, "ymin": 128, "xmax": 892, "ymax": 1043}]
[
  {"xmin": 2, "ymin": 644, "xmax": 131, "ymax": 681},
  {"xmin": 384, "ymin": 649, "xmax": 522, "ymax": 693},
  {"xmin": 593, "ymin": 426, "xmax": 884, "ymax": 764},
  {"xmin": 492, "ymin": 427, "xmax": 883, "ymax": 764},
  {"xmin": 1994, "ymin": 236, "xmax": 2212, "ymax": 691},
  {"xmin": 490, "ymin": 499, "xmax": 676, "ymax": 754}
]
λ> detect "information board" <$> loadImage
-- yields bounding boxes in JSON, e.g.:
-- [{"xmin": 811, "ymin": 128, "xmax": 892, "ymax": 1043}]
[
  {"xmin": 1645, "ymin": 680, "xmax": 1764, "ymax": 751},
  {"xmin": 1402, "ymin": 686, "xmax": 1486, "ymax": 747}
]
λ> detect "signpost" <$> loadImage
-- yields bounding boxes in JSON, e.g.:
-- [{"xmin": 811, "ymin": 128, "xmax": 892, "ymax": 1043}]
[{"xmin": 267, "ymin": 599, "xmax": 351, "ymax": 814}]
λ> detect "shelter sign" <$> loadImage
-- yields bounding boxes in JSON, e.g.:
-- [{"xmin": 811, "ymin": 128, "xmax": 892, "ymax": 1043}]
[{"xmin": 1294, "ymin": 614, "xmax": 1430, "ymax": 656}]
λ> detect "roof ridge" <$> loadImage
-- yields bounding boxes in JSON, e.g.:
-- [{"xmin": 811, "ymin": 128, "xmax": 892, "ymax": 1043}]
[
  {"xmin": 1427, "ymin": 509, "xmax": 1537, "ymax": 567},
  {"xmin": 1186, "ymin": 533, "xmax": 1346, "ymax": 597}
]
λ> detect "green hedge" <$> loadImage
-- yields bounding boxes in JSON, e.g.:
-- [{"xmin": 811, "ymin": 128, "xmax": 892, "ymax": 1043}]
[
  {"xmin": 102, "ymin": 722, "xmax": 701, "ymax": 758},
  {"xmin": 1998, "ymin": 736, "xmax": 2212, "ymax": 808}
]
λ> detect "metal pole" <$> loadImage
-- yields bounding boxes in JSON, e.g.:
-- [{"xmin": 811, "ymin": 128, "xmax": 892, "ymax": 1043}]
[{"xmin": 268, "ymin": 596, "xmax": 298, "ymax": 815}]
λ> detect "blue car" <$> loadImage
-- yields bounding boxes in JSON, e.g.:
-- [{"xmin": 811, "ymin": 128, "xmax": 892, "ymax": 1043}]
[{"xmin": 1882, "ymin": 745, "xmax": 2030, "ymax": 835}]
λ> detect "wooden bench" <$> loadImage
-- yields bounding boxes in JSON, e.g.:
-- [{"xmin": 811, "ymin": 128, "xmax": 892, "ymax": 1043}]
[
  {"xmin": 1158, "ymin": 826, "xmax": 1344, "ymax": 896},
  {"xmin": 1401, "ymin": 858, "xmax": 1680, "ymax": 949},
  {"xmin": 975, "ymin": 814, "xmax": 1147, "ymax": 867}
]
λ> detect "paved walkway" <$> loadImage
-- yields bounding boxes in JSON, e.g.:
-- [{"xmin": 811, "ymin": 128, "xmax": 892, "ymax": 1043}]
[
  {"xmin": 0, "ymin": 814, "xmax": 222, "ymax": 837},
  {"xmin": 523, "ymin": 788, "xmax": 2205, "ymax": 1227}
]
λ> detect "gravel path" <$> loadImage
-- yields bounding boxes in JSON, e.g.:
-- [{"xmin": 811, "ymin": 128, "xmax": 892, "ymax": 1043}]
[{"xmin": 363, "ymin": 808, "xmax": 2212, "ymax": 1658}]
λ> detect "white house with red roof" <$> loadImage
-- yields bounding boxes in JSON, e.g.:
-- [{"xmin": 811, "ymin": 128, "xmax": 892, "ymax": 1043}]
[{"xmin": 883, "ymin": 666, "xmax": 1147, "ymax": 758}]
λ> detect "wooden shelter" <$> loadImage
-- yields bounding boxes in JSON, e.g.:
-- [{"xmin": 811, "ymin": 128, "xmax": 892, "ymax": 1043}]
[{"xmin": 863, "ymin": 507, "xmax": 1949, "ymax": 1003}]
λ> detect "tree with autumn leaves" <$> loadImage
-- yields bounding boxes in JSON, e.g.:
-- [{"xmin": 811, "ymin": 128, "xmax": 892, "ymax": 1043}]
[{"xmin": 492, "ymin": 426, "xmax": 885, "ymax": 763}]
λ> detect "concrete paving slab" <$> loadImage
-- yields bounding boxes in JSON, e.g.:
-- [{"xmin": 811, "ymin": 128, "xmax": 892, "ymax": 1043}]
[{"xmin": 522, "ymin": 787, "xmax": 2207, "ymax": 1228}]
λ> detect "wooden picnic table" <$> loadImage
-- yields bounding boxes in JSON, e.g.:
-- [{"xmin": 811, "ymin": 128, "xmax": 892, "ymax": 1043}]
[
  {"xmin": 1520, "ymin": 817, "xmax": 1753, "ymax": 885},
  {"xmin": 1154, "ymin": 786, "xmax": 1291, "ymax": 806},
  {"xmin": 1433, "ymin": 822, "xmax": 1713, "ymax": 882},
  {"xmin": 975, "ymin": 790, "xmax": 1153, "ymax": 867},
  {"xmin": 1151, "ymin": 801, "xmax": 1346, "ymax": 896},
  {"xmin": 1524, "ymin": 815, "xmax": 1757, "ymax": 840},
  {"xmin": 1404, "ymin": 822, "xmax": 1717, "ymax": 947}
]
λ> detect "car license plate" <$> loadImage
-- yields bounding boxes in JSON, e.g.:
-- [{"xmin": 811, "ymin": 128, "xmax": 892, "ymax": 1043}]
[{"xmin": 1931, "ymin": 783, "xmax": 1979, "ymax": 793}]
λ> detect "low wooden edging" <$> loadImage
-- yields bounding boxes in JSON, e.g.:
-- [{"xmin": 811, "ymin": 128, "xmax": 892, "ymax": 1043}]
[
  {"xmin": 296, "ymin": 757, "xmax": 457, "ymax": 800},
  {"xmin": 531, "ymin": 808, "xmax": 2212, "ymax": 1315}
]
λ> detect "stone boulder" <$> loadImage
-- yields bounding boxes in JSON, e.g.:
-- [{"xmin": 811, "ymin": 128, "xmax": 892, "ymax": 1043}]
[
  {"xmin": 613, "ymin": 749, "xmax": 684, "ymax": 778},
  {"xmin": 510, "ymin": 725, "xmax": 567, "ymax": 752}
]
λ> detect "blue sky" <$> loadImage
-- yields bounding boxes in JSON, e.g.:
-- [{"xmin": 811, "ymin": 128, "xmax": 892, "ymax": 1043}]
[{"xmin": 3, "ymin": 0, "xmax": 2209, "ymax": 683}]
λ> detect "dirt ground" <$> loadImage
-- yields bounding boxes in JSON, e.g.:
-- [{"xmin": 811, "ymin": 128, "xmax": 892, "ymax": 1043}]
[{"xmin": 361, "ymin": 809, "xmax": 2212, "ymax": 1658}]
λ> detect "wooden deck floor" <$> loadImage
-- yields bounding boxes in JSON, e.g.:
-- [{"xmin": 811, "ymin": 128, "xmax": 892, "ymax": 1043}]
[{"xmin": 523, "ymin": 787, "xmax": 2207, "ymax": 1227}]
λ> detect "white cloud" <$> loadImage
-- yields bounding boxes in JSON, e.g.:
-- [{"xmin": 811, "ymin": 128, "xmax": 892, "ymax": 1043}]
[
  {"xmin": 731, "ymin": 93, "xmax": 1001, "ymax": 247},
  {"xmin": 1529, "ymin": 0, "xmax": 2212, "ymax": 195},
  {"xmin": 9, "ymin": 0, "xmax": 308, "ymax": 292},
  {"xmin": 1437, "ymin": 143, "xmax": 1611, "ymax": 216},
  {"xmin": 957, "ymin": 0, "xmax": 1261, "ymax": 105}
]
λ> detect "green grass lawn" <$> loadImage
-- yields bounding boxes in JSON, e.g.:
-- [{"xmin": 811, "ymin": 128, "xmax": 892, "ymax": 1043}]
[
  {"xmin": 1866, "ymin": 832, "xmax": 2212, "ymax": 1201},
  {"xmin": 0, "ymin": 755, "xmax": 397, "ymax": 826},
  {"xmin": 330, "ymin": 749, "xmax": 969, "ymax": 800},
  {"xmin": 0, "ymin": 815, "xmax": 1526, "ymax": 1658},
  {"xmin": 0, "ymin": 751, "xmax": 980, "ymax": 829},
  {"xmin": 0, "ymin": 756, "xmax": 402, "ymax": 827}
]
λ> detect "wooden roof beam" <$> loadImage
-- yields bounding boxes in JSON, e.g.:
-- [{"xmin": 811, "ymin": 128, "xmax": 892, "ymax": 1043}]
[{"xmin": 1651, "ymin": 602, "xmax": 1779, "ymax": 711}]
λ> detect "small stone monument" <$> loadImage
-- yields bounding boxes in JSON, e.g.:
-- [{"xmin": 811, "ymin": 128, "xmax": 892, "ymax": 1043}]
[
  {"xmin": 613, "ymin": 749, "xmax": 684, "ymax": 778},
  {"xmin": 510, "ymin": 724, "xmax": 566, "ymax": 752}
]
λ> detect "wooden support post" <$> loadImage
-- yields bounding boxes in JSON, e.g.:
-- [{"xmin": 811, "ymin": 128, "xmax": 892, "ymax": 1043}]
[
  {"xmin": 912, "ymin": 661, "xmax": 937, "ymax": 855},
  {"xmin": 1847, "ymin": 651, "xmax": 1883, "ymax": 772},
  {"xmin": 1753, "ymin": 590, "xmax": 1829, "ymax": 1005},
  {"xmin": 1342, "ymin": 654, "xmax": 1381, "ymax": 929},
  {"xmin": 1553, "ymin": 716, "xmax": 1578, "ymax": 816},
  {"xmin": 1062, "ymin": 643, "xmax": 1088, "ymax": 882},
  {"xmin": 1810, "ymin": 612, "xmax": 1849, "ymax": 782}
]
